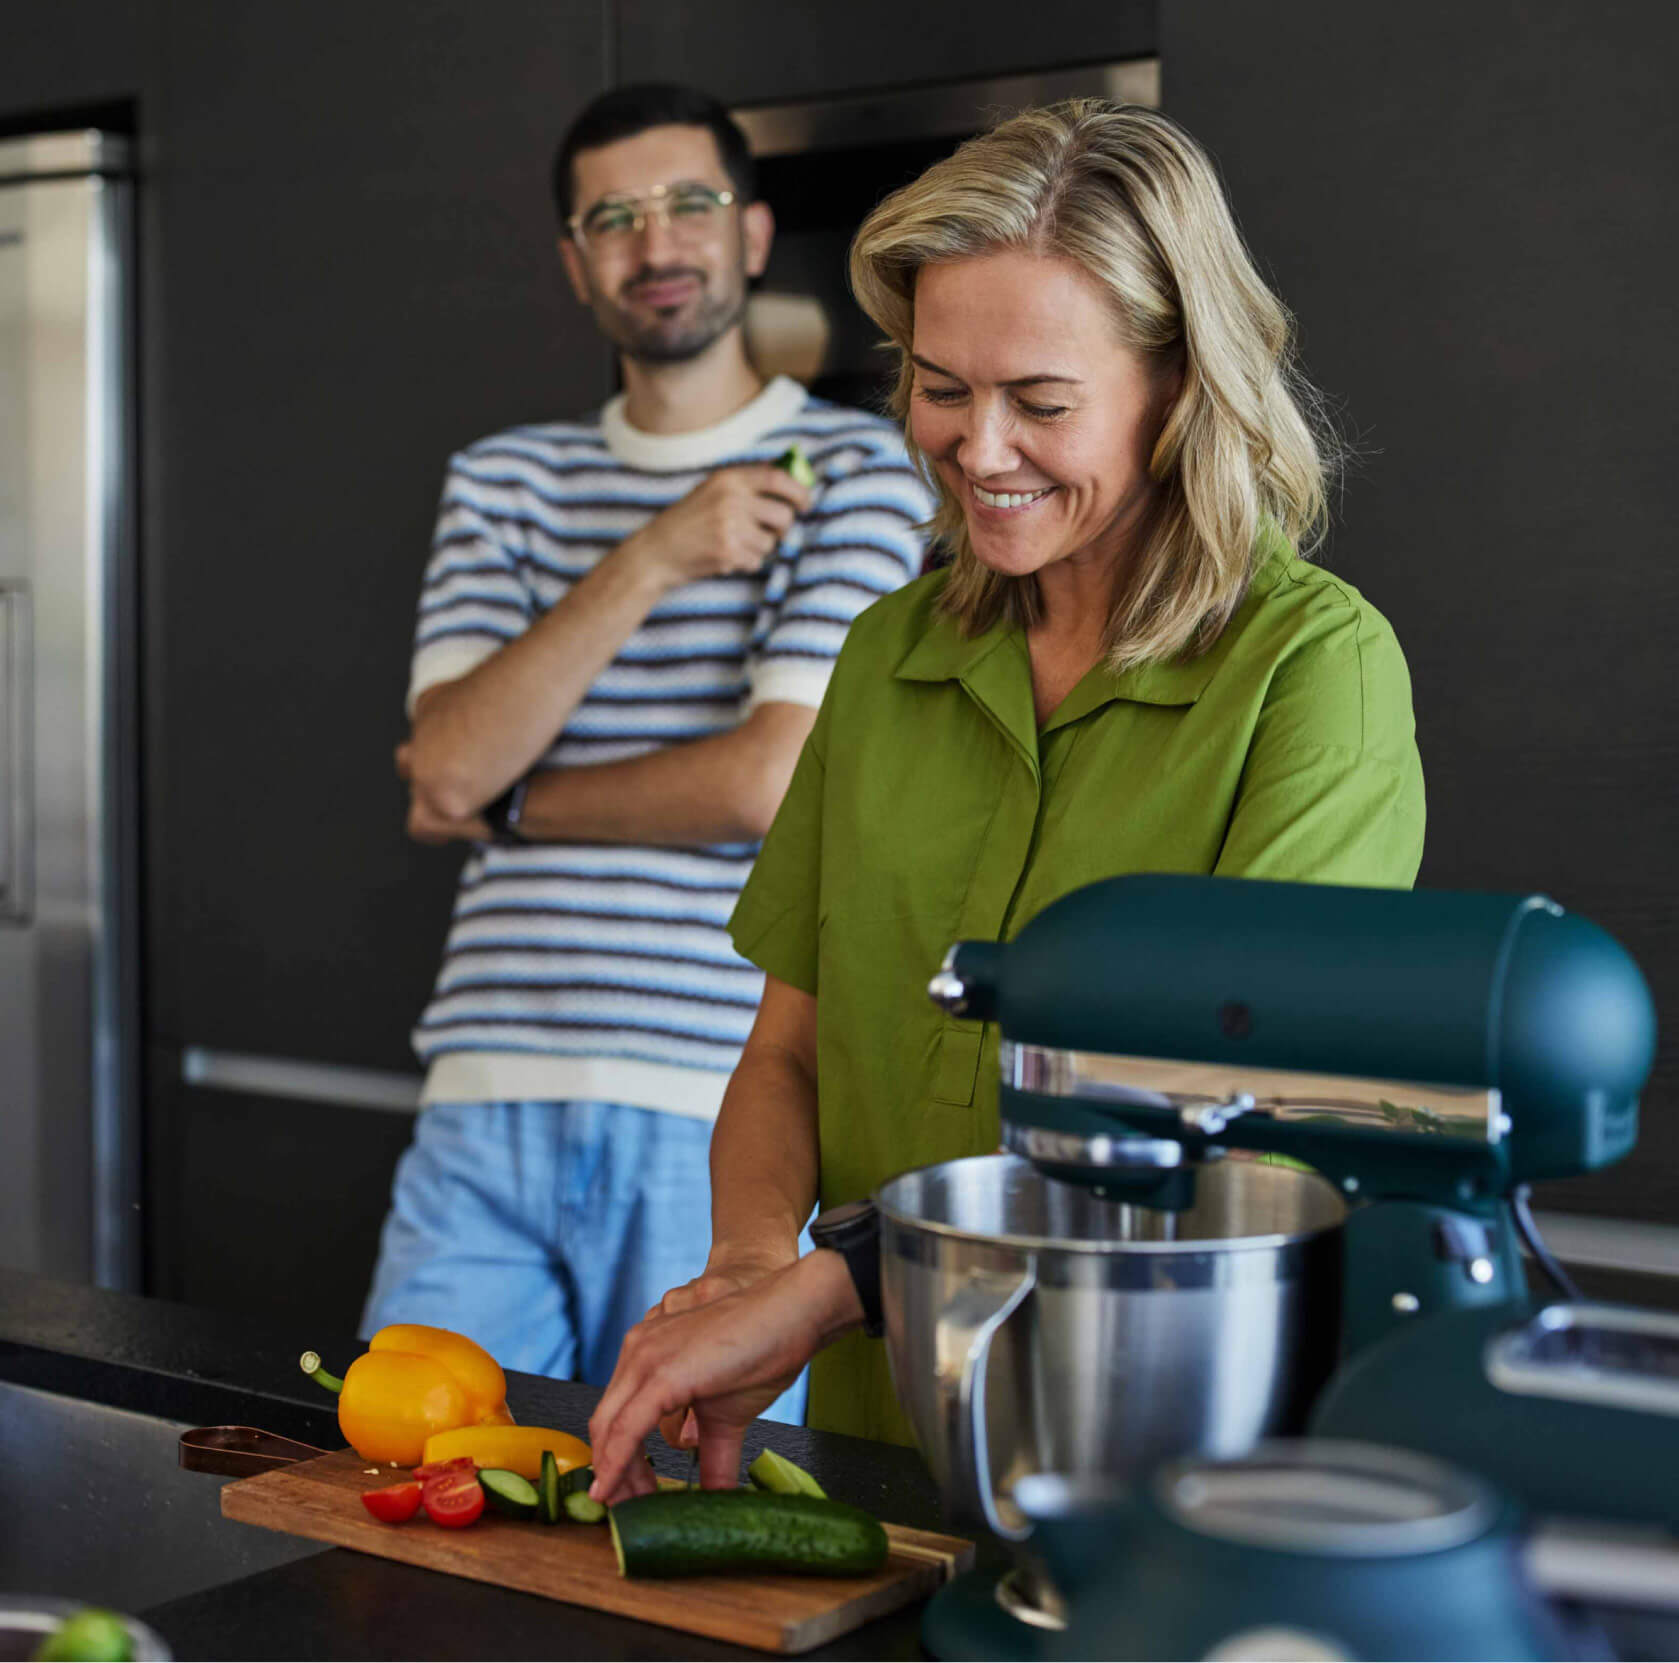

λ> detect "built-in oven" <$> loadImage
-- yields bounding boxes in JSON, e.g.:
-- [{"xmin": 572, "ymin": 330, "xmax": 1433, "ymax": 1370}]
[{"xmin": 731, "ymin": 58, "xmax": 1160, "ymax": 413}]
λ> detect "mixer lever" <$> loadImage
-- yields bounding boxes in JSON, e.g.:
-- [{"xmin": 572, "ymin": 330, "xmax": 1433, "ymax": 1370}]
[{"xmin": 1180, "ymin": 1094, "xmax": 1257, "ymax": 1138}]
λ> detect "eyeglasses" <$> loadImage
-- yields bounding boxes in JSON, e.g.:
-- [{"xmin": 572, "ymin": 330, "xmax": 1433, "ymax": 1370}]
[{"xmin": 568, "ymin": 182, "xmax": 738, "ymax": 249}]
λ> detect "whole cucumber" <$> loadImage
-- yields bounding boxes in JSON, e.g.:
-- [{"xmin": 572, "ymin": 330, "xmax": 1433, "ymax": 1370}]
[{"xmin": 609, "ymin": 1490, "xmax": 887, "ymax": 1578}]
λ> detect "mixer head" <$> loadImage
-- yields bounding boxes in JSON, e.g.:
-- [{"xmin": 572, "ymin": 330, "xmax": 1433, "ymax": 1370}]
[{"xmin": 929, "ymin": 875, "xmax": 1656, "ymax": 1209}]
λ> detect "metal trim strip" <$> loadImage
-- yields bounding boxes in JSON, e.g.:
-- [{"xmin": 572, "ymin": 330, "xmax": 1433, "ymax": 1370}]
[
  {"xmin": 0, "ymin": 584, "xmax": 32, "ymax": 923},
  {"xmin": 181, "ymin": 1047, "xmax": 422, "ymax": 1114},
  {"xmin": 1529, "ymin": 1211, "xmax": 1679, "ymax": 1279}
]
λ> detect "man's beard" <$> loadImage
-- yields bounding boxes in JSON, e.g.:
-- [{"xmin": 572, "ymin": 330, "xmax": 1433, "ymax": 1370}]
[{"xmin": 594, "ymin": 264, "xmax": 748, "ymax": 365}]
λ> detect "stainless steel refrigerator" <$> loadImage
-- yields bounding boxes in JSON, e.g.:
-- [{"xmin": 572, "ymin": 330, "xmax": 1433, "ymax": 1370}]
[{"xmin": 0, "ymin": 131, "xmax": 139, "ymax": 1290}]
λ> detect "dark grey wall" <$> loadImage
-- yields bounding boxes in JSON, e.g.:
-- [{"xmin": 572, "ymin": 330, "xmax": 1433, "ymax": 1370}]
[
  {"xmin": 1161, "ymin": 0, "xmax": 1679, "ymax": 1220},
  {"xmin": 615, "ymin": 0, "xmax": 1154, "ymax": 102}
]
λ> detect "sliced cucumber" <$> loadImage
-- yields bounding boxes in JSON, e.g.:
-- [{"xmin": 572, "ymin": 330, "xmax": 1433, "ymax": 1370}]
[
  {"xmin": 776, "ymin": 443, "xmax": 817, "ymax": 489},
  {"xmin": 747, "ymin": 1447, "xmax": 827, "ymax": 1499},
  {"xmin": 538, "ymin": 1450, "xmax": 562, "ymax": 1525},
  {"xmin": 478, "ymin": 1467, "xmax": 540, "ymax": 1518},
  {"xmin": 565, "ymin": 1488, "xmax": 607, "ymax": 1524},
  {"xmin": 558, "ymin": 1463, "xmax": 596, "ymax": 1497},
  {"xmin": 608, "ymin": 1490, "xmax": 886, "ymax": 1578}
]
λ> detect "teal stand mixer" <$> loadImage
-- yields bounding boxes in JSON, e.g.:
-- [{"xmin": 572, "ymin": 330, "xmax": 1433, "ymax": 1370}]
[{"xmin": 902, "ymin": 873, "xmax": 1666, "ymax": 1660}]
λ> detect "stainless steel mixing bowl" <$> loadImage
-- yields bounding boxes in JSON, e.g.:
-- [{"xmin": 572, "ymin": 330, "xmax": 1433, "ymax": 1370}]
[{"xmin": 877, "ymin": 1151, "xmax": 1346, "ymax": 1542}]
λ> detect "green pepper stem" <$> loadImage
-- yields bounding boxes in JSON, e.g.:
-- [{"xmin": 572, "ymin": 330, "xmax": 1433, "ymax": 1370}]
[{"xmin": 299, "ymin": 1350, "xmax": 344, "ymax": 1394}]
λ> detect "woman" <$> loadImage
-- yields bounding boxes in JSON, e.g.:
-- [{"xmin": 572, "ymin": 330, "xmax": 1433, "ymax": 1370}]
[{"xmin": 587, "ymin": 99, "xmax": 1424, "ymax": 1500}]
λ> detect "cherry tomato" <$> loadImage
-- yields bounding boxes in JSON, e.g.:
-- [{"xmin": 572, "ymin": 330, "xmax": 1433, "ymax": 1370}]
[
  {"xmin": 422, "ymin": 1470, "xmax": 485, "ymax": 1528},
  {"xmin": 412, "ymin": 1456, "xmax": 478, "ymax": 1483},
  {"xmin": 361, "ymin": 1481, "xmax": 423, "ymax": 1524}
]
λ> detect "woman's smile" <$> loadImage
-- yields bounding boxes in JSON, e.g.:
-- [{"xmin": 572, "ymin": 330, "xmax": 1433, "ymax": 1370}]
[{"xmin": 969, "ymin": 481, "xmax": 1057, "ymax": 513}]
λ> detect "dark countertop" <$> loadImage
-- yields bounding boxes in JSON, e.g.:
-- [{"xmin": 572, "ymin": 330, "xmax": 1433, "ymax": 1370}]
[
  {"xmin": 10, "ymin": 1262, "xmax": 1679, "ymax": 1661},
  {"xmin": 0, "ymin": 1268, "xmax": 974, "ymax": 1660}
]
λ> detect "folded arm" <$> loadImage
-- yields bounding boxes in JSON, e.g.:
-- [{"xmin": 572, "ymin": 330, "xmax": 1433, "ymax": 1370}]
[
  {"xmin": 405, "ymin": 546, "xmax": 671, "ymax": 822},
  {"xmin": 405, "ymin": 463, "xmax": 810, "ymax": 822},
  {"xmin": 400, "ymin": 699, "xmax": 815, "ymax": 847}
]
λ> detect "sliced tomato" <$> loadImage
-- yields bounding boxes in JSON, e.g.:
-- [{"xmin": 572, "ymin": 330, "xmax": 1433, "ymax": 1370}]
[
  {"xmin": 412, "ymin": 1456, "xmax": 478, "ymax": 1483},
  {"xmin": 422, "ymin": 1470, "xmax": 485, "ymax": 1528},
  {"xmin": 361, "ymin": 1480, "xmax": 423, "ymax": 1524}
]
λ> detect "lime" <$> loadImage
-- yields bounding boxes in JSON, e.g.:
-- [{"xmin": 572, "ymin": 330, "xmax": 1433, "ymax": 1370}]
[{"xmin": 33, "ymin": 1609, "xmax": 133, "ymax": 1662}]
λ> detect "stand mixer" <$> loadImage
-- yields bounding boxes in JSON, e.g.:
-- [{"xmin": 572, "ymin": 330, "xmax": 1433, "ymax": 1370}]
[{"xmin": 887, "ymin": 872, "xmax": 1667, "ymax": 1659}]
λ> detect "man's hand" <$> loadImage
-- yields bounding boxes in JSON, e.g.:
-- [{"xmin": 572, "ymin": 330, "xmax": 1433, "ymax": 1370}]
[
  {"xmin": 397, "ymin": 740, "xmax": 491, "ymax": 843},
  {"xmin": 622, "ymin": 465, "xmax": 811, "ymax": 590}
]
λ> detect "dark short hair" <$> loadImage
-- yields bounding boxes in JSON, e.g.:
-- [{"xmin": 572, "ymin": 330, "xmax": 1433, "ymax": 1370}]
[{"xmin": 551, "ymin": 83, "xmax": 757, "ymax": 225}]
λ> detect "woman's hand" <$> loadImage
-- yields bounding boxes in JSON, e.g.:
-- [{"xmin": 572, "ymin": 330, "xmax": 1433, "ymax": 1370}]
[
  {"xmin": 641, "ymin": 1243, "xmax": 799, "ymax": 1451},
  {"xmin": 643, "ymin": 1245, "xmax": 800, "ymax": 1451},
  {"xmin": 587, "ymin": 1251, "xmax": 864, "ymax": 1504},
  {"xmin": 653, "ymin": 1239, "xmax": 796, "ymax": 1322}
]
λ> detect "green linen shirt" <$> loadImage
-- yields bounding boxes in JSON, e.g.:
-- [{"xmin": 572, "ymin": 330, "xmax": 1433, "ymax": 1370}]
[{"xmin": 728, "ymin": 537, "xmax": 1425, "ymax": 1446}]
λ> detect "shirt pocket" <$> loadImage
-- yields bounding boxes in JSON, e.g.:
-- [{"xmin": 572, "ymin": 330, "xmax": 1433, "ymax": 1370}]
[{"xmin": 929, "ymin": 1020, "xmax": 983, "ymax": 1106}]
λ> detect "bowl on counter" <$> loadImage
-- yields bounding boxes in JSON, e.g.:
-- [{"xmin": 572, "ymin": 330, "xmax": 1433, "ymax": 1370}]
[
  {"xmin": 0, "ymin": 1597, "xmax": 170, "ymax": 1662},
  {"xmin": 878, "ymin": 1151, "xmax": 1346, "ymax": 1547}
]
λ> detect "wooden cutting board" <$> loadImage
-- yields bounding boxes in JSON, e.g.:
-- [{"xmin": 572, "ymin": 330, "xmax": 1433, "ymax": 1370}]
[{"xmin": 221, "ymin": 1448, "xmax": 974, "ymax": 1654}]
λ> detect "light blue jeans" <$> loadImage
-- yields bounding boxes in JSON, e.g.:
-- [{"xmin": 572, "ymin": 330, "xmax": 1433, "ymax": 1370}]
[{"xmin": 361, "ymin": 1100, "xmax": 808, "ymax": 1423}]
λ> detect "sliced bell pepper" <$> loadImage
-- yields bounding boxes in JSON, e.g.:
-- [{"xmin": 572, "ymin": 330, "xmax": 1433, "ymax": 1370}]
[
  {"xmin": 418, "ymin": 1423, "xmax": 591, "ymax": 1483},
  {"xmin": 300, "ymin": 1324, "xmax": 515, "ymax": 1467}
]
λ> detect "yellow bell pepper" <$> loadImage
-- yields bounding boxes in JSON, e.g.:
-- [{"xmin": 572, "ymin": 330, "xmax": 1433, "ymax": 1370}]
[
  {"xmin": 419, "ymin": 1424, "xmax": 592, "ymax": 1482},
  {"xmin": 300, "ymin": 1323, "xmax": 515, "ymax": 1467}
]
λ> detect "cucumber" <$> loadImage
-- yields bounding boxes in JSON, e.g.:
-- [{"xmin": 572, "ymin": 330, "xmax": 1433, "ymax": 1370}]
[
  {"xmin": 558, "ymin": 1463, "xmax": 597, "ymax": 1497},
  {"xmin": 478, "ymin": 1467, "xmax": 539, "ymax": 1518},
  {"xmin": 776, "ymin": 444, "xmax": 817, "ymax": 489},
  {"xmin": 541, "ymin": 1450, "xmax": 602, "ymax": 1523},
  {"xmin": 564, "ymin": 1489, "xmax": 607, "ymax": 1525},
  {"xmin": 747, "ymin": 1447, "xmax": 827, "ymax": 1499},
  {"xmin": 608, "ymin": 1490, "xmax": 886, "ymax": 1578},
  {"xmin": 539, "ymin": 1450, "xmax": 562, "ymax": 1525}
]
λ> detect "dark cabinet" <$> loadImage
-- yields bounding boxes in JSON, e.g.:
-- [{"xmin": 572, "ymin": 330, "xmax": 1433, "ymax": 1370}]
[
  {"xmin": 616, "ymin": 0, "xmax": 1156, "ymax": 106},
  {"xmin": 146, "ymin": 1071, "xmax": 415, "ymax": 1336},
  {"xmin": 1160, "ymin": 0, "xmax": 1679, "ymax": 1225}
]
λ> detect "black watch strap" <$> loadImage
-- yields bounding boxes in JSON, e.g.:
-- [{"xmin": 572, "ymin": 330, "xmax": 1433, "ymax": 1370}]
[
  {"xmin": 809, "ymin": 1199, "xmax": 884, "ymax": 1338},
  {"xmin": 484, "ymin": 778, "xmax": 529, "ymax": 841}
]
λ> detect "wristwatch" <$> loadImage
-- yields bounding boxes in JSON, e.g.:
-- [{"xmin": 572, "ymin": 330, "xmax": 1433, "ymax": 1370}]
[
  {"xmin": 483, "ymin": 778, "xmax": 529, "ymax": 841},
  {"xmin": 809, "ymin": 1199, "xmax": 884, "ymax": 1338}
]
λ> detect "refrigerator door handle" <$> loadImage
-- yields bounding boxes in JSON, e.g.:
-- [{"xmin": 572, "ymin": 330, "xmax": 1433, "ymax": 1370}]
[{"xmin": 0, "ymin": 580, "xmax": 32, "ymax": 923}]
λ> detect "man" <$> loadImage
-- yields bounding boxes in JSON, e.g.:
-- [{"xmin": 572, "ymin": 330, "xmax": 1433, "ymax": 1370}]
[{"xmin": 362, "ymin": 84, "xmax": 932, "ymax": 1413}]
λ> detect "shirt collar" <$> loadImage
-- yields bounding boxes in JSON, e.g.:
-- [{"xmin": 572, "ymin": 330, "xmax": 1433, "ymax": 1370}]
[
  {"xmin": 599, "ymin": 374, "xmax": 808, "ymax": 471},
  {"xmin": 893, "ymin": 535, "xmax": 1292, "ymax": 732},
  {"xmin": 892, "ymin": 595, "xmax": 1221, "ymax": 711}
]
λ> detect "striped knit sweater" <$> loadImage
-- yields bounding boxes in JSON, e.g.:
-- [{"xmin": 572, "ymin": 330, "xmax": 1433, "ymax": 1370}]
[{"xmin": 408, "ymin": 375, "xmax": 933, "ymax": 1119}]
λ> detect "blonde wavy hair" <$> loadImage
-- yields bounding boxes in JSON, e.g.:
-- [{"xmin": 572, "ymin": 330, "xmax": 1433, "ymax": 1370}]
[{"xmin": 849, "ymin": 99, "xmax": 1336, "ymax": 667}]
